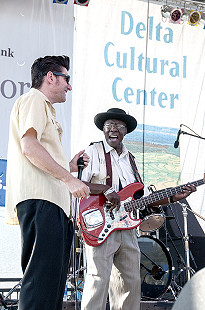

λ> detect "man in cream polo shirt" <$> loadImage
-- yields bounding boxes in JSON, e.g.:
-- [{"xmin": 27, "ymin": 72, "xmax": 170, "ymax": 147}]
[{"xmin": 5, "ymin": 55, "xmax": 90, "ymax": 310}]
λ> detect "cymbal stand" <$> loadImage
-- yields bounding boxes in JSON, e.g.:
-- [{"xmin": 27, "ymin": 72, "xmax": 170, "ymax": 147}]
[
  {"xmin": 164, "ymin": 201, "xmax": 198, "ymax": 283},
  {"xmin": 165, "ymin": 201, "xmax": 196, "ymax": 285},
  {"xmin": 162, "ymin": 216, "xmax": 184, "ymax": 298},
  {"xmin": 180, "ymin": 202, "xmax": 195, "ymax": 281}
]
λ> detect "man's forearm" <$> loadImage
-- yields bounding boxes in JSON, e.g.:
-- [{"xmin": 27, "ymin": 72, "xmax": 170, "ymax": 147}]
[
  {"xmin": 21, "ymin": 134, "xmax": 72, "ymax": 183},
  {"xmin": 83, "ymin": 182, "xmax": 110, "ymax": 195}
]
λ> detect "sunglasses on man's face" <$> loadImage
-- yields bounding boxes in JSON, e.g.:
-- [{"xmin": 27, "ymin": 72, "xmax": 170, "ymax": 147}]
[{"xmin": 52, "ymin": 72, "xmax": 70, "ymax": 84}]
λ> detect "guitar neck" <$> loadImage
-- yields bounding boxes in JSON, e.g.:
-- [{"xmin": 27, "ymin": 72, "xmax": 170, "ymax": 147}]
[{"xmin": 125, "ymin": 179, "xmax": 205, "ymax": 212}]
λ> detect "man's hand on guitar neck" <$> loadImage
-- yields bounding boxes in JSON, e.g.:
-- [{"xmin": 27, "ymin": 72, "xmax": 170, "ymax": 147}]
[
  {"xmin": 146, "ymin": 183, "xmax": 197, "ymax": 208},
  {"xmin": 172, "ymin": 183, "xmax": 196, "ymax": 203}
]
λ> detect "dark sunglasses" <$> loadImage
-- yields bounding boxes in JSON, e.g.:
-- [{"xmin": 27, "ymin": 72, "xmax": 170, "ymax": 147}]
[{"xmin": 52, "ymin": 72, "xmax": 70, "ymax": 84}]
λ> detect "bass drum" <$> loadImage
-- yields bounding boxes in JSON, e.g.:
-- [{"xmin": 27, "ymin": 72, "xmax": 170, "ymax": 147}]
[{"xmin": 138, "ymin": 235, "xmax": 173, "ymax": 299}]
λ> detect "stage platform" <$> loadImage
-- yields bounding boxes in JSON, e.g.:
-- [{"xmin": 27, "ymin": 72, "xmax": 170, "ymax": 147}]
[{"xmin": 62, "ymin": 300, "xmax": 175, "ymax": 309}]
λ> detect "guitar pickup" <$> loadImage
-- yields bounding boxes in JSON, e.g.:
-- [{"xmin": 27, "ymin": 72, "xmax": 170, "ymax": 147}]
[
  {"xmin": 120, "ymin": 215, "xmax": 128, "ymax": 221},
  {"xmin": 82, "ymin": 209, "xmax": 104, "ymax": 231},
  {"xmin": 110, "ymin": 211, "xmax": 115, "ymax": 220}
]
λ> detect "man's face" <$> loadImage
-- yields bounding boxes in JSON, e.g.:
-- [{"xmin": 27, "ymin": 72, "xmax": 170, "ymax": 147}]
[
  {"xmin": 52, "ymin": 68, "xmax": 72, "ymax": 103},
  {"xmin": 103, "ymin": 119, "xmax": 127, "ymax": 149}
]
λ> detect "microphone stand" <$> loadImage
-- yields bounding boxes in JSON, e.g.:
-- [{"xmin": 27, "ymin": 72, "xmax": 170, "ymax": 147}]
[
  {"xmin": 174, "ymin": 126, "xmax": 205, "ymax": 278},
  {"xmin": 173, "ymin": 125, "xmax": 205, "ymax": 282},
  {"xmin": 72, "ymin": 158, "xmax": 85, "ymax": 310},
  {"xmin": 174, "ymin": 126, "xmax": 205, "ymax": 148},
  {"xmin": 180, "ymin": 130, "xmax": 205, "ymax": 141}
]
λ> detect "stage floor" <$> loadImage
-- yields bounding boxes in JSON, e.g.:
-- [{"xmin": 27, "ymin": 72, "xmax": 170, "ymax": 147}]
[{"xmin": 62, "ymin": 300, "xmax": 175, "ymax": 309}]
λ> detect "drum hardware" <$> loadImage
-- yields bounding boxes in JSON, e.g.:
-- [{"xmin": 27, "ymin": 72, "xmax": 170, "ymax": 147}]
[
  {"xmin": 0, "ymin": 279, "xmax": 22, "ymax": 309},
  {"xmin": 66, "ymin": 229, "xmax": 86, "ymax": 307},
  {"xmin": 71, "ymin": 203, "xmax": 82, "ymax": 309},
  {"xmin": 68, "ymin": 158, "xmax": 86, "ymax": 310},
  {"xmin": 159, "ymin": 205, "xmax": 190, "ymax": 298},
  {"xmin": 141, "ymin": 252, "xmax": 168, "ymax": 281},
  {"xmin": 180, "ymin": 202, "xmax": 205, "ymax": 279},
  {"xmin": 66, "ymin": 263, "xmax": 86, "ymax": 301},
  {"xmin": 159, "ymin": 200, "xmax": 204, "ymax": 298},
  {"xmin": 139, "ymin": 184, "xmax": 166, "ymax": 233},
  {"xmin": 138, "ymin": 235, "xmax": 173, "ymax": 300},
  {"xmin": 139, "ymin": 206, "xmax": 166, "ymax": 233},
  {"xmin": 180, "ymin": 202, "xmax": 196, "ymax": 281},
  {"xmin": 161, "ymin": 220, "xmax": 185, "ymax": 297},
  {"xmin": 165, "ymin": 202, "xmax": 197, "ymax": 282},
  {"xmin": 166, "ymin": 216, "xmax": 175, "ymax": 220},
  {"xmin": 137, "ymin": 184, "xmax": 199, "ymax": 299}
]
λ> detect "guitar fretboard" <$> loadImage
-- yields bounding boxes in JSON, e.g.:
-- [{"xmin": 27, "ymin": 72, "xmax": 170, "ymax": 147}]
[{"xmin": 124, "ymin": 179, "xmax": 204, "ymax": 212}]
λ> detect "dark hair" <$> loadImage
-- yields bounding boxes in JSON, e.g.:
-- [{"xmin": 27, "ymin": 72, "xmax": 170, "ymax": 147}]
[{"xmin": 31, "ymin": 55, "xmax": 70, "ymax": 89}]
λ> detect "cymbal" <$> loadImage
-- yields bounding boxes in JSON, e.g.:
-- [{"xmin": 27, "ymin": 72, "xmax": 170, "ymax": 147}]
[{"xmin": 166, "ymin": 216, "xmax": 175, "ymax": 220}]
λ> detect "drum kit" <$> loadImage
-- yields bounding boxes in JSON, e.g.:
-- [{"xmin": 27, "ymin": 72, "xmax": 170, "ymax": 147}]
[
  {"xmin": 136, "ymin": 200, "xmax": 205, "ymax": 300},
  {"xmin": 67, "ymin": 198, "xmax": 204, "ymax": 306},
  {"xmin": 137, "ymin": 204, "xmax": 180, "ymax": 301}
]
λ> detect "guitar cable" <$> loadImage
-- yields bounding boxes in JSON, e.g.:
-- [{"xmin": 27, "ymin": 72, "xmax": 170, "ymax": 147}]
[{"xmin": 80, "ymin": 227, "xmax": 103, "ymax": 240}]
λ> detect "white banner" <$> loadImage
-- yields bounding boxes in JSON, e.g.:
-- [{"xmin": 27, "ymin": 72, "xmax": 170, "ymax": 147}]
[
  {"xmin": 73, "ymin": 0, "xmax": 205, "ymax": 231},
  {"xmin": 1, "ymin": 0, "xmax": 205, "ymax": 278}
]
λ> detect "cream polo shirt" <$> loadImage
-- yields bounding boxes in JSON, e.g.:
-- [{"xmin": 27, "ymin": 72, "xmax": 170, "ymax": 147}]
[{"xmin": 5, "ymin": 88, "xmax": 71, "ymax": 225}]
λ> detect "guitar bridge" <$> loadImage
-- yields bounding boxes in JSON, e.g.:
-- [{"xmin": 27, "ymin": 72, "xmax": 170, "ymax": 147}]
[{"xmin": 82, "ymin": 209, "xmax": 104, "ymax": 231}]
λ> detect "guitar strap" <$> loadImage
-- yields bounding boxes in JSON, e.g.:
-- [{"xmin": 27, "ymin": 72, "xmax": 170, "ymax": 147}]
[
  {"xmin": 101, "ymin": 142, "xmax": 112, "ymax": 187},
  {"xmin": 89, "ymin": 141, "xmax": 118, "ymax": 189},
  {"xmin": 90, "ymin": 141, "xmax": 143, "ymax": 188},
  {"xmin": 92, "ymin": 141, "xmax": 143, "ymax": 186},
  {"xmin": 128, "ymin": 152, "xmax": 144, "ymax": 184}
]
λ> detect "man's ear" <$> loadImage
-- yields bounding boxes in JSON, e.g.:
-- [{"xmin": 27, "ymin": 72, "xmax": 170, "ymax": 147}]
[{"xmin": 46, "ymin": 71, "xmax": 54, "ymax": 84}]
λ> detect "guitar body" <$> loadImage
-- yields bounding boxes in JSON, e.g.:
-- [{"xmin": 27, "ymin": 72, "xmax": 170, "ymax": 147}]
[
  {"xmin": 78, "ymin": 182, "xmax": 144, "ymax": 247},
  {"xmin": 78, "ymin": 176, "xmax": 205, "ymax": 246}
]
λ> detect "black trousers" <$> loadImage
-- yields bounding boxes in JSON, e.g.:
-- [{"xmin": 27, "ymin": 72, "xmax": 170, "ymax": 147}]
[{"xmin": 17, "ymin": 199, "xmax": 74, "ymax": 310}]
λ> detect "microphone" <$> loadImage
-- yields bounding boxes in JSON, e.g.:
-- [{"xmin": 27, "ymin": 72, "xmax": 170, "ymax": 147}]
[
  {"xmin": 77, "ymin": 157, "xmax": 85, "ymax": 180},
  {"xmin": 174, "ymin": 129, "xmax": 181, "ymax": 148}
]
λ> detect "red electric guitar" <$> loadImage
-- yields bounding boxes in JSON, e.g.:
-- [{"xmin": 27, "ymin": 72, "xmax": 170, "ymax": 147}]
[{"xmin": 78, "ymin": 177, "xmax": 205, "ymax": 247}]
